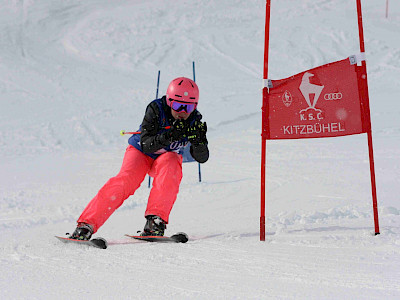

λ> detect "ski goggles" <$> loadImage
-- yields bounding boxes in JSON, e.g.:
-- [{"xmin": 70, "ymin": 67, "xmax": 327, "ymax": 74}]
[{"xmin": 170, "ymin": 100, "xmax": 197, "ymax": 114}]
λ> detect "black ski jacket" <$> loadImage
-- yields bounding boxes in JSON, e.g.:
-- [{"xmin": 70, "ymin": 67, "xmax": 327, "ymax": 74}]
[{"xmin": 130, "ymin": 96, "xmax": 209, "ymax": 163}]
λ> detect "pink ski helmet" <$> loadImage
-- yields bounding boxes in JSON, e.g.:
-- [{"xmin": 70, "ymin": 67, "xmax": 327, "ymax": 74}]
[{"xmin": 166, "ymin": 77, "xmax": 199, "ymax": 109}]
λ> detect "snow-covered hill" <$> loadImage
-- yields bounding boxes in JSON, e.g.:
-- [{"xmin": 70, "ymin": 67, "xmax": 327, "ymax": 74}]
[{"xmin": 1, "ymin": 0, "xmax": 399, "ymax": 298}]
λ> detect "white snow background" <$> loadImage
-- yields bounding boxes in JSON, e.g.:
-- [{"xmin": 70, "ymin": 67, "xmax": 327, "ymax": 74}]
[{"xmin": 1, "ymin": 0, "xmax": 400, "ymax": 299}]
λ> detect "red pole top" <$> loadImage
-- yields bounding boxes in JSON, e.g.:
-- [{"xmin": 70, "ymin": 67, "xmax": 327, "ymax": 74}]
[
  {"xmin": 386, "ymin": 0, "xmax": 389, "ymax": 19},
  {"xmin": 263, "ymin": 0, "xmax": 271, "ymax": 79},
  {"xmin": 356, "ymin": 0, "xmax": 366, "ymax": 54}
]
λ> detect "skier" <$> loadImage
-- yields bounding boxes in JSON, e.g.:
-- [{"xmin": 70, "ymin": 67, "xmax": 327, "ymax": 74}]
[{"xmin": 69, "ymin": 77, "xmax": 209, "ymax": 240}]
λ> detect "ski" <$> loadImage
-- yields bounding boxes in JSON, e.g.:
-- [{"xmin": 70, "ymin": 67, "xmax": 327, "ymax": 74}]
[
  {"xmin": 55, "ymin": 236, "xmax": 108, "ymax": 249},
  {"xmin": 125, "ymin": 232, "xmax": 189, "ymax": 243}
]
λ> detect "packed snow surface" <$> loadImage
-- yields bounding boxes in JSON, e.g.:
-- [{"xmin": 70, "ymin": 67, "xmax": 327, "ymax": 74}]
[{"xmin": 1, "ymin": 0, "xmax": 400, "ymax": 299}]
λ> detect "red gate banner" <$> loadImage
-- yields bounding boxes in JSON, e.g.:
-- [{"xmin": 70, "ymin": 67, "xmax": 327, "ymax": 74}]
[
  {"xmin": 260, "ymin": 0, "xmax": 380, "ymax": 241},
  {"xmin": 265, "ymin": 57, "xmax": 368, "ymax": 140}
]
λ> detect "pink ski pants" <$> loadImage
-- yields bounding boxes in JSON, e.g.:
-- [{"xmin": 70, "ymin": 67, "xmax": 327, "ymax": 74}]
[{"xmin": 78, "ymin": 145, "xmax": 183, "ymax": 233}]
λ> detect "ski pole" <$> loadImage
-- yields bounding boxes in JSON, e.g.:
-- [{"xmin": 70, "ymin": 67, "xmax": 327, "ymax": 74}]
[
  {"xmin": 120, "ymin": 126, "xmax": 171, "ymax": 136},
  {"xmin": 120, "ymin": 130, "xmax": 140, "ymax": 135}
]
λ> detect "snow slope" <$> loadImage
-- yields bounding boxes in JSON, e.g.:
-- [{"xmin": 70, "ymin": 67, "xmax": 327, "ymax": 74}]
[{"xmin": 1, "ymin": 0, "xmax": 400, "ymax": 298}]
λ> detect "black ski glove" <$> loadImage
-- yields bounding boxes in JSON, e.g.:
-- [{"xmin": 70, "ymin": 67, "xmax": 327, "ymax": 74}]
[
  {"xmin": 187, "ymin": 121, "xmax": 207, "ymax": 145},
  {"xmin": 168, "ymin": 119, "xmax": 189, "ymax": 142}
]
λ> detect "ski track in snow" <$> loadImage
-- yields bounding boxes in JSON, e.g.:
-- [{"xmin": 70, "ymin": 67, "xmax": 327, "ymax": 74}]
[{"xmin": 1, "ymin": 0, "xmax": 400, "ymax": 299}]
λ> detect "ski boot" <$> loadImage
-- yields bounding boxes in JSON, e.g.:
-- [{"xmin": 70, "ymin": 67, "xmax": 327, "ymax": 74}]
[
  {"xmin": 69, "ymin": 223, "xmax": 93, "ymax": 240},
  {"xmin": 141, "ymin": 215, "xmax": 166, "ymax": 236}
]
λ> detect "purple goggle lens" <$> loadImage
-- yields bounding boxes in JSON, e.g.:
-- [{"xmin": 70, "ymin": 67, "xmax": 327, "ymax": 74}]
[{"xmin": 170, "ymin": 100, "xmax": 196, "ymax": 114}]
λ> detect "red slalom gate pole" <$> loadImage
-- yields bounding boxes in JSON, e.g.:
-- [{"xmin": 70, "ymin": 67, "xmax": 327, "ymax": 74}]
[
  {"xmin": 260, "ymin": 0, "xmax": 271, "ymax": 241},
  {"xmin": 356, "ymin": 0, "xmax": 380, "ymax": 235}
]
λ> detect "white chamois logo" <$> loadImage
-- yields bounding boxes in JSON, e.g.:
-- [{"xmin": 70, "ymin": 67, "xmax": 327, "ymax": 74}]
[
  {"xmin": 299, "ymin": 72, "xmax": 324, "ymax": 108},
  {"xmin": 298, "ymin": 72, "xmax": 325, "ymax": 121}
]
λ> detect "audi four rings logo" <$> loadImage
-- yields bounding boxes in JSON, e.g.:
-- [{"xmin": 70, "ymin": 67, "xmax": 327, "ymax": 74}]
[{"xmin": 324, "ymin": 93, "xmax": 343, "ymax": 100}]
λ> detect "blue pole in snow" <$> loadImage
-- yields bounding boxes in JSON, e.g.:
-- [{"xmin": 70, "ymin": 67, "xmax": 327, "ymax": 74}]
[
  {"xmin": 193, "ymin": 61, "xmax": 202, "ymax": 183},
  {"xmin": 156, "ymin": 70, "xmax": 161, "ymax": 99},
  {"xmin": 148, "ymin": 70, "xmax": 161, "ymax": 188},
  {"xmin": 192, "ymin": 61, "xmax": 196, "ymax": 82}
]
